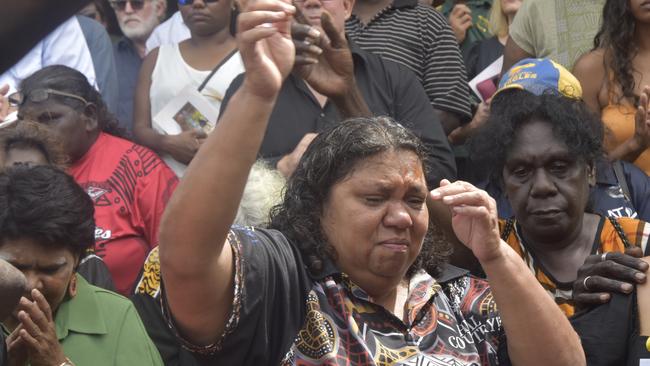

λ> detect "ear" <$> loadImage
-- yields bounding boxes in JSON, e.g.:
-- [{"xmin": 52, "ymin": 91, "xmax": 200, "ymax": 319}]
[
  {"xmin": 156, "ymin": 0, "xmax": 167, "ymax": 20},
  {"xmin": 68, "ymin": 273, "xmax": 78, "ymax": 298},
  {"xmin": 343, "ymin": 0, "xmax": 355, "ymax": 19},
  {"xmin": 82, "ymin": 103, "xmax": 99, "ymax": 132},
  {"xmin": 587, "ymin": 163, "xmax": 596, "ymax": 187}
]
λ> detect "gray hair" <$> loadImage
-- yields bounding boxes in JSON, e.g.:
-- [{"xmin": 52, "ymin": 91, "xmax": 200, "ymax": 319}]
[{"xmin": 234, "ymin": 160, "xmax": 286, "ymax": 227}]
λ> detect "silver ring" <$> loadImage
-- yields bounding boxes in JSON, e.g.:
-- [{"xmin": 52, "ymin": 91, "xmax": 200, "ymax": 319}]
[
  {"xmin": 583, "ymin": 276, "xmax": 593, "ymax": 291},
  {"xmin": 601, "ymin": 253, "xmax": 608, "ymax": 262}
]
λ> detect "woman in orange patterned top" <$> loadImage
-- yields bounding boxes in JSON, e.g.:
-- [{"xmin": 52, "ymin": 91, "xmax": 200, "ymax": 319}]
[{"xmin": 472, "ymin": 89, "xmax": 650, "ymax": 317}]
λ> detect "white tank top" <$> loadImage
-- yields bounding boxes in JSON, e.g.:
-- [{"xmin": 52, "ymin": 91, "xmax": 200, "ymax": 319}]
[{"xmin": 149, "ymin": 43, "xmax": 244, "ymax": 118}]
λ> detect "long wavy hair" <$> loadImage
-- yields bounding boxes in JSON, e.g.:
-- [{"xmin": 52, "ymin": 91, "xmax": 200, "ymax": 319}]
[
  {"xmin": 593, "ymin": 0, "xmax": 638, "ymax": 104},
  {"xmin": 270, "ymin": 117, "xmax": 451, "ymax": 279},
  {"xmin": 18, "ymin": 65, "xmax": 127, "ymax": 138}
]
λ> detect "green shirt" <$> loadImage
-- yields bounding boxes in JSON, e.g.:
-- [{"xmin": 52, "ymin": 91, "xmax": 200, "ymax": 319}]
[
  {"xmin": 440, "ymin": 0, "xmax": 493, "ymax": 55},
  {"xmin": 55, "ymin": 275, "xmax": 163, "ymax": 365},
  {"xmin": 509, "ymin": 0, "xmax": 605, "ymax": 69}
]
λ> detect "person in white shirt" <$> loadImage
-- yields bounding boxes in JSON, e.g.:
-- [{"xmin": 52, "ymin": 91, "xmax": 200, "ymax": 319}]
[{"xmin": 145, "ymin": 11, "xmax": 190, "ymax": 54}]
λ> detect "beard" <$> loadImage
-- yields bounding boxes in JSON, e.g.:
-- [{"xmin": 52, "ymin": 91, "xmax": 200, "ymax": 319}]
[{"xmin": 119, "ymin": 12, "xmax": 160, "ymax": 42}]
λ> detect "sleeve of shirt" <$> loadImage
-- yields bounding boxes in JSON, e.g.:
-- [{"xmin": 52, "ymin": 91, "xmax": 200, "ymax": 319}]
[
  {"xmin": 132, "ymin": 153, "xmax": 179, "ymax": 248},
  {"xmin": 508, "ymin": 0, "xmax": 539, "ymax": 56},
  {"xmin": 445, "ymin": 276, "xmax": 511, "ymax": 365},
  {"xmin": 75, "ymin": 16, "xmax": 119, "ymax": 116},
  {"xmin": 160, "ymin": 227, "xmax": 311, "ymax": 365},
  {"xmin": 624, "ymin": 162, "xmax": 650, "ymax": 222},
  {"xmin": 41, "ymin": 17, "xmax": 97, "ymax": 89},
  {"xmin": 421, "ymin": 8, "xmax": 472, "ymax": 120},
  {"xmin": 115, "ymin": 302, "xmax": 165, "ymax": 365},
  {"xmin": 387, "ymin": 60, "xmax": 457, "ymax": 187}
]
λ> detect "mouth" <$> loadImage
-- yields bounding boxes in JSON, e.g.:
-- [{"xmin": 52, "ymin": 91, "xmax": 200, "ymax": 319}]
[
  {"xmin": 189, "ymin": 13, "xmax": 212, "ymax": 22},
  {"xmin": 379, "ymin": 238, "xmax": 409, "ymax": 252},
  {"xmin": 530, "ymin": 209, "xmax": 562, "ymax": 219}
]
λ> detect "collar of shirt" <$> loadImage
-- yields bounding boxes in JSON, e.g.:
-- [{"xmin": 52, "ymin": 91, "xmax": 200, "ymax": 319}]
[
  {"xmin": 594, "ymin": 158, "xmax": 618, "ymax": 186},
  {"xmin": 55, "ymin": 274, "xmax": 109, "ymax": 340}
]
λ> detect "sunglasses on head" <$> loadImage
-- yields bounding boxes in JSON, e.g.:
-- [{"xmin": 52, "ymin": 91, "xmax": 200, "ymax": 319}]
[
  {"xmin": 109, "ymin": 0, "xmax": 146, "ymax": 11},
  {"xmin": 178, "ymin": 0, "xmax": 220, "ymax": 5},
  {"xmin": 8, "ymin": 89, "xmax": 89, "ymax": 108}
]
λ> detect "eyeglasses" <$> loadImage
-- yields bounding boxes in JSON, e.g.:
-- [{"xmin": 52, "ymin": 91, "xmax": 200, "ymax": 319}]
[
  {"xmin": 109, "ymin": 0, "xmax": 146, "ymax": 11},
  {"xmin": 178, "ymin": 0, "xmax": 221, "ymax": 6},
  {"xmin": 8, "ymin": 89, "xmax": 89, "ymax": 108}
]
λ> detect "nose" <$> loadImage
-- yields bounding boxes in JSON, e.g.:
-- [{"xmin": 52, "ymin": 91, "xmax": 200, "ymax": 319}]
[
  {"xmin": 530, "ymin": 168, "xmax": 558, "ymax": 198},
  {"xmin": 23, "ymin": 272, "xmax": 44, "ymax": 296},
  {"xmin": 124, "ymin": 1, "xmax": 135, "ymax": 13},
  {"xmin": 192, "ymin": 0, "xmax": 207, "ymax": 8},
  {"xmin": 383, "ymin": 202, "xmax": 413, "ymax": 229}
]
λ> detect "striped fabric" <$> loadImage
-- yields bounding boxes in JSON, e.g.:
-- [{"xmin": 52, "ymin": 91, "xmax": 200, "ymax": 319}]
[
  {"xmin": 500, "ymin": 216, "xmax": 650, "ymax": 317},
  {"xmin": 346, "ymin": 0, "xmax": 472, "ymax": 120}
]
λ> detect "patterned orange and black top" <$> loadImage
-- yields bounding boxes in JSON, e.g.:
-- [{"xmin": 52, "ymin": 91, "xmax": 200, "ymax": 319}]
[{"xmin": 499, "ymin": 216, "xmax": 650, "ymax": 317}]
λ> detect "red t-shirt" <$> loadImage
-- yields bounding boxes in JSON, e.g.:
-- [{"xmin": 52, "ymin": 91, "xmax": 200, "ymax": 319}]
[{"xmin": 69, "ymin": 133, "xmax": 178, "ymax": 295}]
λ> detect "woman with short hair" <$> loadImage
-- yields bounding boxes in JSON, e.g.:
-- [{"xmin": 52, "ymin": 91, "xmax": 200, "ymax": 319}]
[{"xmin": 0, "ymin": 165, "xmax": 162, "ymax": 365}]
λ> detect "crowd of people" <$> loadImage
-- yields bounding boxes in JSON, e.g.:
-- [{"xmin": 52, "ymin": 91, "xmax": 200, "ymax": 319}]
[{"xmin": 0, "ymin": 0, "xmax": 649, "ymax": 365}]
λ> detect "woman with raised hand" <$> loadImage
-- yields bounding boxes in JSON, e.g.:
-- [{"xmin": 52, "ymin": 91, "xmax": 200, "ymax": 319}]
[{"xmin": 158, "ymin": 0, "xmax": 584, "ymax": 364}]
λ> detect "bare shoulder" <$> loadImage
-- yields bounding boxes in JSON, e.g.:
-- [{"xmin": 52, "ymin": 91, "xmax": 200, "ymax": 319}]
[{"xmin": 573, "ymin": 49, "xmax": 606, "ymax": 76}]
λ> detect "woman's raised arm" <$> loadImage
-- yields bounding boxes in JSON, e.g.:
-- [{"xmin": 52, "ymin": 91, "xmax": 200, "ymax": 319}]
[{"xmin": 159, "ymin": 0, "xmax": 296, "ymax": 345}]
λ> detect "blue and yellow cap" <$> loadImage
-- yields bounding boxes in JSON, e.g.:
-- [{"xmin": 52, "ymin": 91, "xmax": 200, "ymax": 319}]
[{"xmin": 495, "ymin": 58, "xmax": 583, "ymax": 99}]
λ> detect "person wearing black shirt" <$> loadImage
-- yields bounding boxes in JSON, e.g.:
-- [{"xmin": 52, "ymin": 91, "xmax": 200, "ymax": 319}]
[{"xmin": 220, "ymin": 0, "xmax": 456, "ymax": 188}]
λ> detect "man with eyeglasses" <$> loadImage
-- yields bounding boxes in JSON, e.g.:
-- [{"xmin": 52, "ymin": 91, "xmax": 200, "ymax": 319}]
[{"xmin": 112, "ymin": 0, "xmax": 167, "ymax": 133}]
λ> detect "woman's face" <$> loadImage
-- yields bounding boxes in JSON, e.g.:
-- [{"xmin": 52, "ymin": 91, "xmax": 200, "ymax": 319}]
[
  {"xmin": 503, "ymin": 120, "xmax": 591, "ymax": 244},
  {"xmin": 180, "ymin": 0, "xmax": 233, "ymax": 37},
  {"xmin": 321, "ymin": 149, "xmax": 429, "ymax": 294},
  {"xmin": 630, "ymin": 0, "xmax": 650, "ymax": 23},
  {"xmin": 501, "ymin": 0, "xmax": 522, "ymax": 18},
  {"xmin": 18, "ymin": 100, "xmax": 94, "ymax": 163},
  {"xmin": 0, "ymin": 238, "xmax": 77, "ymax": 323}
]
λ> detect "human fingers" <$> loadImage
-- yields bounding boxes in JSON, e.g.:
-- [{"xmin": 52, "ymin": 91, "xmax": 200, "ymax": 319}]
[
  {"xmin": 320, "ymin": 11, "xmax": 346, "ymax": 49},
  {"xmin": 450, "ymin": 4, "xmax": 471, "ymax": 17},
  {"xmin": 245, "ymin": 0, "xmax": 295, "ymax": 13},
  {"xmin": 430, "ymin": 180, "xmax": 479, "ymax": 200},
  {"xmin": 191, "ymin": 129, "xmax": 208, "ymax": 140},
  {"xmin": 238, "ymin": 10, "xmax": 291, "ymax": 34},
  {"xmin": 17, "ymin": 328, "xmax": 40, "ymax": 352},
  {"xmin": 578, "ymin": 256, "xmax": 646, "ymax": 286},
  {"xmin": 17, "ymin": 309, "xmax": 42, "ymax": 339},
  {"xmin": 294, "ymin": 39, "xmax": 322, "ymax": 57},
  {"xmin": 579, "ymin": 274, "xmax": 635, "ymax": 294},
  {"xmin": 31, "ymin": 289, "xmax": 53, "ymax": 323},
  {"xmin": 573, "ymin": 292, "xmax": 611, "ymax": 306},
  {"xmin": 602, "ymin": 251, "xmax": 649, "ymax": 276},
  {"xmin": 625, "ymin": 246, "xmax": 645, "ymax": 258},
  {"xmin": 291, "ymin": 21, "xmax": 321, "ymax": 43},
  {"xmin": 460, "ymin": 14, "xmax": 472, "ymax": 26},
  {"xmin": 0, "ymin": 84, "xmax": 9, "ymax": 96},
  {"xmin": 440, "ymin": 190, "xmax": 489, "ymax": 208}
]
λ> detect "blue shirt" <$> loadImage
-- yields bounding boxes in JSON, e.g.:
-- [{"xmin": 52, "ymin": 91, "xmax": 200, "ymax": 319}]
[{"xmin": 113, "ymin": 37, "xmax": 143, "ymax": 134}]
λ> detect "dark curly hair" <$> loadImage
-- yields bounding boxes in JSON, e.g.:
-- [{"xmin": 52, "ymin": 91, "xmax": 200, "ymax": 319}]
[
  {"xmin": 18, "ymin": 65, "xmax": 127, "ymax": 138},
  {"xmin": 470, "ymin": 90, "xmax": 604, "ymax": 187},
  {"xmin": 593, "ymin": 0, "xmax": 638, "ymax": 104},
  {"xmin": 270, "ymin": 117, "xmax": 451, "ymax": 279},
  {"xmin": 0, "ymin": 120, "xmax": 68, "ymax": 168},
  {"xmin": 0, "ymin": 165, "xmax": 95, "ymax": 259}
]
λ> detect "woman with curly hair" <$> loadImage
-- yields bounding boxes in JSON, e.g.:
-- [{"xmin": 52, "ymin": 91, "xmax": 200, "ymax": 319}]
[
  {"xmin": 12, "ymin": 65, "xmax": 179, "ymax": 296},
  {"xmin": 156, "ymin": 3, "xmax": 584, "ymax": 365},
  {"xmin": 573, "ymin": 0, "xmax": 650, "ymax": 174}
]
